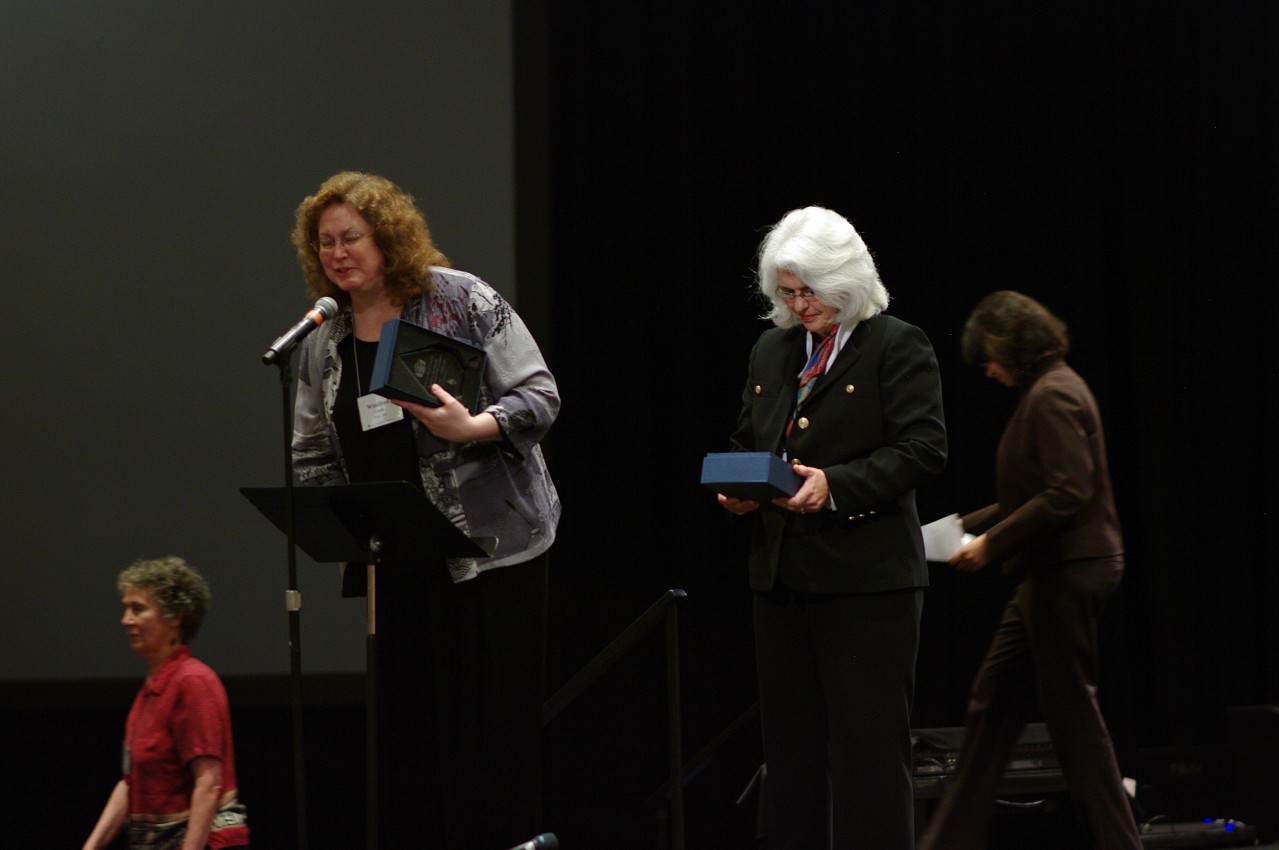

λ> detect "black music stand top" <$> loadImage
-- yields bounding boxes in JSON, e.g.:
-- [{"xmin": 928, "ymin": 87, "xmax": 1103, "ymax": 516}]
[{"xmin": 241, "ymin": 480, "xmax": 493, "ymax": 563}]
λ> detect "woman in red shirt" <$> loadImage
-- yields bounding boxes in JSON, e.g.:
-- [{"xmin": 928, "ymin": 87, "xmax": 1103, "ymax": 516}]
[{"xmin": 82, "ymin": 557, "xmax": 249, "ymax": 850}]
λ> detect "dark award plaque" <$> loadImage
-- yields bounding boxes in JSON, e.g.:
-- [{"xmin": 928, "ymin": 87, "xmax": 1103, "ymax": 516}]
[{"xmin": 369, "ymin": 319, "xmax": 487, "ymax": 413}]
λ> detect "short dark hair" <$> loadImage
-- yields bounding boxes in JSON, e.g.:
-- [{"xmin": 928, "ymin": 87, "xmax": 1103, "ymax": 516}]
[{"xmin": 961, "ymin": 290, "xmax": 1070, "ymax": 373}]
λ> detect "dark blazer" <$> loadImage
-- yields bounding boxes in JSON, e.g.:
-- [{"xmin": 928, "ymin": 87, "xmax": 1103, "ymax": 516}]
[
  {"xmin": 963, "ymin": 358, "xmax": 1123, "ymax": 575},
  {"xmin": 731, "ymin": 314, "xmax": 947, "ymax": 594}
]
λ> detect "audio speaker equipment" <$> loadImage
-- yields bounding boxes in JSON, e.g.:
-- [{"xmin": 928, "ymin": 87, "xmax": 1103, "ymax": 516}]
[{"xmin": 1226, "ymin": 705, "xmax": 1279, "ymax": 841}]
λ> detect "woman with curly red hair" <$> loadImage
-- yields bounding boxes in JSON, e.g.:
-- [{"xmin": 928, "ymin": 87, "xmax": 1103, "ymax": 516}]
[{"xmin": 290, "ymin": 171, "xmax": 559, "ymax": 849}]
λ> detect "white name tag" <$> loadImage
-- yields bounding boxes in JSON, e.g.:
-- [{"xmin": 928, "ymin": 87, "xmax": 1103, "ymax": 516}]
[{"xmin": 357, "ymin": 393, "xmax": 405, "ymax": 431}]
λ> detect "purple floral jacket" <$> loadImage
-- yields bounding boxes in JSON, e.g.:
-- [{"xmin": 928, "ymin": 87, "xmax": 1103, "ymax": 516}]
[{"xmin": 292, "ymin": 267, "xmax": 560, "ymax": 581}]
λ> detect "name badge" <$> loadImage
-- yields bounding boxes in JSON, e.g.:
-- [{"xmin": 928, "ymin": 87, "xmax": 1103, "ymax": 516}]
[{"xmin": 358, "ymin": 393, "xmax": 405, "ymax": 431}]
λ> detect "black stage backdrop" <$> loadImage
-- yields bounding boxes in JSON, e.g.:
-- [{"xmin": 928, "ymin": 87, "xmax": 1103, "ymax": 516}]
[
  {"xmin": 3, "ymin": 2, "xmax": 1278, "ymax": 848},
  {"xmin": 532, "ymin": 1, "xmax": 1279, "ymax": 845}
]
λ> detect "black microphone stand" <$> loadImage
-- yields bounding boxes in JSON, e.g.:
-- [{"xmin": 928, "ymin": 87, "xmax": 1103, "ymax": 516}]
[{"xmin": 275, "ymin": 358, "xmax": 310, "ymax": 850}]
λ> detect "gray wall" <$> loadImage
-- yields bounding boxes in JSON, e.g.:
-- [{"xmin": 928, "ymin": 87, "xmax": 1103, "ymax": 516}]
[{"xmin": 1, "ymin": 1, "xmax": 515, "ymax": 679}]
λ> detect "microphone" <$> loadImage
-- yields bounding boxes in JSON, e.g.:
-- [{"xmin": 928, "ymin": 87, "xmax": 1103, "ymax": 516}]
[
  {"xmin": 261, "ymin": 297, "xmax": 338, "ymax": 365},
  {"xmin": 504, "ymin": 834, "xmax": 558, "ymax": 850}
]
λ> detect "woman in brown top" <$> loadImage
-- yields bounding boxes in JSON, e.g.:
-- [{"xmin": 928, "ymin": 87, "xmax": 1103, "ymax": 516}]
[{"xmin": 919, "ymin": 291, "xmax": 1142, "ymax": 850}]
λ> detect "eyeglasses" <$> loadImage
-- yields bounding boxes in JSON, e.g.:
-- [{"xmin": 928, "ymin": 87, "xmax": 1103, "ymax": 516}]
[
  {"xmin": 312, "ymin": 232, "xmax": 369, "ymax": 254},
  {"xmin": 778, "ymin": 286, "xmax": 820, "ymax": 304}
]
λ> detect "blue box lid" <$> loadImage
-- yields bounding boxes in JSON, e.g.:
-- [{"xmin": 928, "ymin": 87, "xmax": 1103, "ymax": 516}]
[{"xmin": 700, "ymin": 452, "xmax": 801, "ymax": 501}]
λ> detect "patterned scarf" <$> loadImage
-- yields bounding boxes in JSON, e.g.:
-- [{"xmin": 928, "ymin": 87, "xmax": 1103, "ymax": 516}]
[{"xmin": 787, "ymin": 326, "xmax": 839, "ymax": 438}]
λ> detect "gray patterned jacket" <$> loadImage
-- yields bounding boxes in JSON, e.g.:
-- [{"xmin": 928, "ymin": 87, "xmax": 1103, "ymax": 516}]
[{"xmin": 292, "ymin": 267, "xmax": 561, "ymax": 582}]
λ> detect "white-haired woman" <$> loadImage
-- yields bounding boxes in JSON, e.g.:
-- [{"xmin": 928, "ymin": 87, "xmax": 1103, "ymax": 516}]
[{"xmin": 718, "ymin": 207, "xmax": 947, "ymax": 849}]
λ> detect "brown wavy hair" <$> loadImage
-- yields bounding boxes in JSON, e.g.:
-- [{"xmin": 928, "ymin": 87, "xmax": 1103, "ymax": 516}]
[
  {"xmin": 961, "ymin": 290, "xmax": 1070, "ymax": 379},
  {"xmin": 291, "ymin": 171, "xmax": 450, "ymax": 305}
]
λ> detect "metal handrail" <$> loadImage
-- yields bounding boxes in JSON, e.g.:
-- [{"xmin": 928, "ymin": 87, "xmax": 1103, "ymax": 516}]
[
  {"xmin": 645, "ymin": 701, "xmax": 760, "ymax": 808},
  {"xmin": 542, "ymin": 588, "xmax": 687, "ymax": 850}
]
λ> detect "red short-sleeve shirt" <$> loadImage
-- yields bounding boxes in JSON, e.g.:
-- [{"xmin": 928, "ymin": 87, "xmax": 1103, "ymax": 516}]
[{"xmin": 124, "ymin": 645, "xmax": 249, "ymax": 848}]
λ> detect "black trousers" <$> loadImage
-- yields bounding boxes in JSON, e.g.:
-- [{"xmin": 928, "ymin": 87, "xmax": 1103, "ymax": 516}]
[
  {"xmin": 377, "ymin": 553, "xmax": 548, "ymax": 850},
  {"xmin": 754, "ymin": 584, "xmax": 923, "ymax": 850},
  {"xmin": 918, "ymin": 556, "xmax": 1141, "ymax": 850}
]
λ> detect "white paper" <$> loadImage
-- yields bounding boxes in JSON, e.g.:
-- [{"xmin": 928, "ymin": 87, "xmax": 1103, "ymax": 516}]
[{"xmin": 921, "ymin": 513, "xmax": 972, "ymax": 562}]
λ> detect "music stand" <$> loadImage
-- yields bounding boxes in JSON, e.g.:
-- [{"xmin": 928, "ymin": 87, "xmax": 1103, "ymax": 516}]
[{"xmin": 241, "ymin": 481, "xmax": 493, "ymax": 850}]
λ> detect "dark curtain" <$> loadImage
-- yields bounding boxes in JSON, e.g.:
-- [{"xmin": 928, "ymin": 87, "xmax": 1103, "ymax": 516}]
[{"xmin": 531, "ymin": 0, "xmax": 1279, "ymax": 842}]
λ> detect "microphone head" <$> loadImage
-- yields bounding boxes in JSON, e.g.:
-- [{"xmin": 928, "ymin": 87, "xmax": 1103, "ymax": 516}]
[{"xmin": 315, "ymin": 296, "xmax": 339, "ymax": 319}]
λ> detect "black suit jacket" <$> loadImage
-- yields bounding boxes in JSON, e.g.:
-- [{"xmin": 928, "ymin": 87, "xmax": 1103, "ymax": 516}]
[{"xmin": 731, "ymin": 314, "xmax": 947, "ymax": 594}]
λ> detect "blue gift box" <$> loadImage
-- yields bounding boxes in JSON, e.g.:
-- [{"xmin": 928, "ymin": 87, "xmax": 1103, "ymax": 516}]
[{"xmin": 700, "ymin": 452, "xmax": 801, "ymax": 501}]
